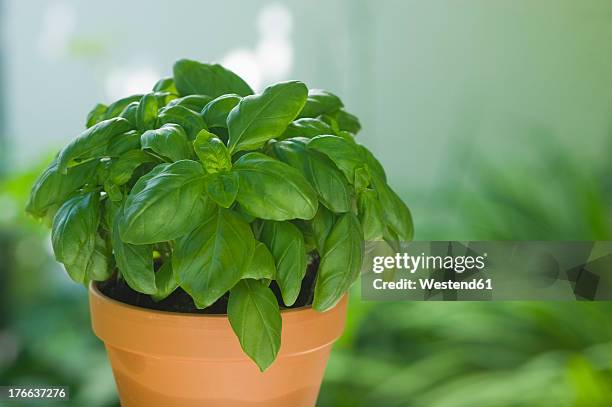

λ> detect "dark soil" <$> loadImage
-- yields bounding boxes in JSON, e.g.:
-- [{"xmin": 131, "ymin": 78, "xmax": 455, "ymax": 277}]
[{"xmin": 98, "ymin": 254, "xmax": 319, "ymax": 314}]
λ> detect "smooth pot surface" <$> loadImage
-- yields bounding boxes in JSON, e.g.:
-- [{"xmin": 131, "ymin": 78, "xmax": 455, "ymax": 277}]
[{"xmin": 89, "ymin": 283, "xmax": 347, "ymax": 407}]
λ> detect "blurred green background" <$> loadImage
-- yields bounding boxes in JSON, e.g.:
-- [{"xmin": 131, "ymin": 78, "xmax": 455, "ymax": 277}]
[{"xmin": 1, "ymin": 1, "xmax": 611, "ymax": 406}]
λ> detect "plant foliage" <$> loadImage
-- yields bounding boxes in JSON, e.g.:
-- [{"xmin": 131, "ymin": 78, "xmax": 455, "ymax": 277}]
[{"xmin": 26, "ymin": 58, "xmax": 413, "ymax": 370}]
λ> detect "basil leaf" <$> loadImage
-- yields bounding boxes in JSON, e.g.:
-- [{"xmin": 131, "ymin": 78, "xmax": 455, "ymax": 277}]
[
  {"xmin": 119, "ymin": 101, "xmax": 139, "ymax": 127},
  {"xmin": 108, "ymin": 150, "xmax": 158, "ymax": 185},
  {"xmin": 51, "ymin": 192, "xmax": 101, "ymax": 284},
  {"xmin": 310, "ymin": 205, "xmax": 336, "ymax": 254},
  {"xmin": 158, "ymin": 105, "xmax": 206, "ymax": 140},
  {"xmin": 106, "ymin": 130, "xmax": 142, "ymax": 157},
  {"xmin": 104, "ymin": 95, "xmax": 143, "ymax": 120},
  {"xmin": 354, "ymin": 166, "xmax": 372, "ymax": 192},
  {"xmin": 336, "ymin": 109, "xmax": 361, "ymax": 134},
  {"xmin": 206, "ymin": 171, "xmax": 239, "ymax": 208},
  {"xmin": 136, "ymin": 93, "xmax": 159, "ymax": 131},
  {"xmin": 173, "ymin": 59, "xmax": 253, "ymax": 98},
  {"xmin": 228, "ymin": 279, "xmax": 281, "ymax": 371},
  {"xmin": 193, "ymin": 130, "xmax": 231, "ymax": 173},
  {"xmin": 371, "ymin": 175, "xmax": 414, "ymax": 242},
  {"xmin": 337, "ymin": 130, "xmax": 356, "ymax": 143},
  {"xmin": 86, "ymin": 103, "xmax": 108, "ymax": 128},
  {"xmin": 260, "ymin": 220, "xmax": 307, "ymax": 306},
  {"xmin": 119, "ymin": 160, "xmax": 207, "ymax": 244},
  {"xmin": 319, "ymin": 113, "xmax": 339, "ymax": 133},
  {"xmin": 112, "ymin": 206, "xmax": 156, "ymax": 294},
  {"xmin": 87, "ymin": 234, "xmax": 112, "ymax": 282},
  {"xmin": 166, "ymin": 95, "xmax": 213, "ymax": 112},
  {"xmin": 272, "ymin": 138, "xmax": 351, "ymax": 213},
  {"xmin": 141, "ymin": 124, "xmax": 192, "ymax": 162},
  {"xmin": 234, "ymin": 152, "xmax": 318, "ymax": 221},
  {"xmin": 57, "ymin": 118, "xmax": 133, "ymax": 173},
  {"xmin": 151, "ymin": 261, "xmax": 178, "ymax": 302},
  {"xmin": 243, "ymin": 242, "xmax": 275, "ymax": 280},
  {"xmin": 298, "ymin": 89, "xmax": 343, "ymax": 118},
  {"xmin": 201, "ymin": 93, "xmax": 241, "ymax": 128},
  {"xmin": 358, "ymin": 144, "xmax": 387, "ymax": 182},
  {"xmin": 234, "ymin": 203, "xmax": 256, "ymax": 224},
  {"xmin": 104, "ymin": 181, "xmax": 123, "ymax": 202},
  {"xmin": 281, "ymin": 118, "xmax": 335, "ymax": 140},
  {"xmin": 313, "ymin": 212, "xmax": 364, "ymax": 311},
  {"xmin": 152, "ymin": 77, "xmax": 177, "ymax": 94},
  {"xmin": 27, "ymin": 159, "xmax": 99, "ymax": 219},
  {"xmin": 227, "ymin": 81, "xmax": 308, "ymax": 153},
  {"xmin": 358, "ymin": 189, "xmax": 385, "ymax": 240},
  {"xmin": 153, "ymin": 91, "xmax": 178, "ymax": 107},
  {"xmin": 173, "ymin": 208, "xmax": 256, "ymax": 308},
  {"xmin": 308, "ymin": 135, "xmax": 365, "ymax": 184}
]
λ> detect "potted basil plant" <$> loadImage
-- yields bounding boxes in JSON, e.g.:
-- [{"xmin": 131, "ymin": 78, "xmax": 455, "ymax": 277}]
[{"xmin": 26, "ymin": 59, "xmax": 413, "ymax": 407}]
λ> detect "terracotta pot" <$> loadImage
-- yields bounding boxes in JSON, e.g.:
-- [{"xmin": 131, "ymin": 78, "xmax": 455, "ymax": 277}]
[{"xmin": 89, "ymin": 283, "xmax": 347, "ymax": 407}]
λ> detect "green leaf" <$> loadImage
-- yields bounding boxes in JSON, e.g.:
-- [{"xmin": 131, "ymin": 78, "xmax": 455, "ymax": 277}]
[
  {"xmin": 119, "ymin": 160, "xmax": 207, "ymax": 244},
  {"xmin": 233, "ymin": 152, "xmax": 318, "ymax": 221},
  {"xmin": 206, "ymin": 171, "xmax": 239, "ymax": 208},
  {"xmin": 86, "ymin": 103, "xmax": 108, "ymax": 128},
  {"xmin": 193, "ymin": 130, "xmax": 231, "ymax": 173},
  {"xmin": 141, "ymin": 124, "xmax": 192, "ymax": 162},
  {"xmin": 358, "ymin": 144, "xmax": 387, "ymax": 181},
  {"xmin": 228, "ymin": 279, "xmax": 281, "ymax": 371},
  {"xmin": 104, "ymin": 181, "xmax": 123, "ymax": 202},
  {"xmin": 173, "ymin": 59, "xmax": 253, "ymax": 98},
  {"xmin": 166, "ymin": 95, "xmax": 213, "ymax": 112},
  {"xmin": 336, "ymin": 130, "xmax": 356, "ymax": 143},
  {"xmin": 151, "ymin": 261, "xmax": 178, "ymax": 302},
  {"xmin": 260, "ymin": 221, "xmax": 307, "ymax": 306},
  {"xmin": 234, "ymin": 203, "xmax": 256, "ymax": 224},
  {"xmin": 371, "ymin": 175, "xmax": 414, "ymax": 242},
  {"xmin": 336, "ymin": 109, "xmax": 361, "ymax": 134},
  {"xmin": 313, "ymin": 212, "xmax": 364, "ymax": 311},
  {"xmin": 358, "ymin": 189, "xmax": 385, "ymax": 240},
  {"xmin": 136, "ymin": 93, "xmax": 159, "ymax": 131},
  {"xmin": 152, "ymin": 77, "xmax": 177, "ymax": 93},
  {"xmin": 201, "ymin": 93, "xmax": 242, "ymax": 128},
  {"xmin": 108, "ymin": 150, "xmax": 158, "ymax": 186},
  {"xmin": 243, "ymin": 242, "xmax": 276, "ymax": 280},
  {"xmin": 298, "ymin": 89, "xmax": 343, "ymax": 118},
  {"xmin": 354, "ymin": 165, "xmax": 371, "ymax": 192},
  {"xmin": 27, "ymin": 159, "xmax": 99, "ymax": 219},
  {"xmin": 292, "ymin": 219, "xmax": 317, "ymax": 253},
  {"xmin": 51, "ymin": 192, "xmax": 101, "ymax": 284},
  {"xmin": 112, "ymin": 206, "xmax": 156, "ymax": 294},
  {"xmin": 57, "ymin": 117, "xmax": 134, "ymax": 173},
  {"xmin": 104, "ymin": 95, "xmax": 143, "ymax": 120},
  {"xmin": 153, "ymin": 91, "xmax": 178, "ymax": 107},
  {"xmin": 119, "ymin": 101, "xmax": 139, "ymax": 127},
  {"xmin": 106, "ymin": 130, "xmax": 142, "ymax": 157},
  {"xmin": 310, "ymin": 205, "xmax": 336, "ymax": 254},
  {"xmin": 158, "ymin": 105, "xmax": 206, "ymax": 140},
  {"xmin": 87, "ymin": 235, "xmax": 112, "ymax": 282},
  {"xmin": 281, "ymin": 118, "xmax": 335, "ymax": 140},
  {"xmin": 173, "ymin": 208, "xmax": 256, "ymax": 308},
  {"xmin": 227, "ymin": 81, "xmax": 308, "ymax": 153},
  {"xmin": 308, "ymin": 135, "xmax": 365, "ymax": 184},
  {"xmin": 272, "ymin": 138, "xmax": 351, "ymax": 213}
]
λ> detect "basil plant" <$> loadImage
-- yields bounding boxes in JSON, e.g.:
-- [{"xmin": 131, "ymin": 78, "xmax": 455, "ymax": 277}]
[{"xmin": 26, "ymin": 59, "xmax": 413, "ymax": 370}]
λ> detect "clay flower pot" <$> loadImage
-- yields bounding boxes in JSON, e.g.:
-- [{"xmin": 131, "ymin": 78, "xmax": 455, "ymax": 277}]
[{"xmin": 89, "ymin": 283, "xmax": 347, "ymax": 407}]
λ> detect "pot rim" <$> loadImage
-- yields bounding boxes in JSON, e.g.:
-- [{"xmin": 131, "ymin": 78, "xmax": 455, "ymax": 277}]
[
  {"xmin": 89, "ymin": 282, "xmax": 347, "ymax": 358},
  {"xmin": 90, "ymin": 281, "xmax": 325, "ymax": 320}
]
